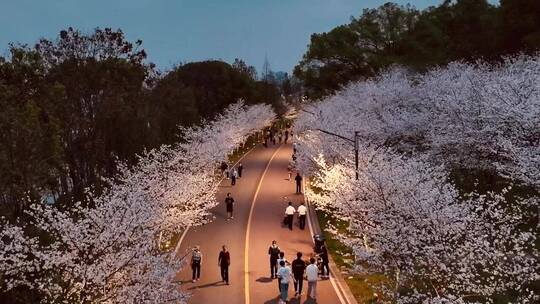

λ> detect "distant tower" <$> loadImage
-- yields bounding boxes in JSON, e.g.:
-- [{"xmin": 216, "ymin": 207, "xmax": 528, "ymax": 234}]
[{"xmin": 262, "ymin": 54, "xmax": 271, "ymax": 103}]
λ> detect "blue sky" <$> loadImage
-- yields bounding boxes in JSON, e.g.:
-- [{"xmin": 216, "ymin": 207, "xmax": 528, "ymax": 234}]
[{"xmin": 0, "ymin": 0, "xmax": 498, "ymax": 73}]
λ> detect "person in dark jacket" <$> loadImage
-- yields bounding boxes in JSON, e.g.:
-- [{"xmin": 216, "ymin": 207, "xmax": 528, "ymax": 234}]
[
  {"xmin": 268, "ymin": 240, "xmax": 281, "ymax": 279},
  {"xmin": 218, "ymin": 245, "xmax": 231, "ymax": 284},
  {"xmin": 238, "ymin": 163, "xmax": 243, "ymax": 178},
  {"xmin": 291, "ymin": 252, "xmax": 307, "ymax": 297},
  {"xmin": 320, "ymin": 244, "xmax": 330, "ymax": 278},
  {"xmin": 295, "ymin": 173, "xmax": 303, "ymax": 194},
  {"xmin": 225, "ymin": 193, "xmax": 234, "ymax": 220}
]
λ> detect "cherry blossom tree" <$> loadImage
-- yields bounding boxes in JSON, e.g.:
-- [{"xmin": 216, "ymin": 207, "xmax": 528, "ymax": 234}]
[
  {"xmin": 293, "ymin": 55, "xmax": 539, "ymax": 302},
  {"xmin": 0, "ymin": 101, "xmax": 274, "ymax": 303}
]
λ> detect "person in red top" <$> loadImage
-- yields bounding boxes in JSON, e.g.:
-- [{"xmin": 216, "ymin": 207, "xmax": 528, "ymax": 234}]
[{"xmin": 218, "ymin": 245, "xmax": 231, "ymax": 284}]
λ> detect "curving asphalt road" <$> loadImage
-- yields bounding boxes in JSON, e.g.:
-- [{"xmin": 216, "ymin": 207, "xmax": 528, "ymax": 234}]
[{"xmin": 176, "ymin": 143, "xmax": 342, "ymax": 304}]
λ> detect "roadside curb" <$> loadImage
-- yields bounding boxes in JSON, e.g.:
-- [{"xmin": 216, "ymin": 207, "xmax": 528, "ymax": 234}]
[{"xmin": 304, "ymin": 179, "xmax": 359, "ymax": 304}]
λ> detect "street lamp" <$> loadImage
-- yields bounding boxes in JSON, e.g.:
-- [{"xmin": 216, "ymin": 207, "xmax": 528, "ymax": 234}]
[{"xmin": 298, "ymin": 107, "xmax": 360, "ymax": 180}]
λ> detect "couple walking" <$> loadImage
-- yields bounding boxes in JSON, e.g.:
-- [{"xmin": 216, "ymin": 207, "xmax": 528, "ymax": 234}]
[
  {"xmin": 284, "ymin": 201, "xmax": 307, "ymax": 230},
  {"xmin": 190, "ymin": 245, "xmax": 231, "ymax": 285}
]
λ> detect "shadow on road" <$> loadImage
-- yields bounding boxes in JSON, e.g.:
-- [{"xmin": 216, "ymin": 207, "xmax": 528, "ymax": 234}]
[
  {"xmin": 263, "ymin": 297, "xmax": 317, "ymax": 304},
  {"xmin": 187, "ymin": 280, "xmax": 224, "ymax": 290},
  {"xmin": 256, "ymin": 277, "xmax": 273, "ymax": 283}
]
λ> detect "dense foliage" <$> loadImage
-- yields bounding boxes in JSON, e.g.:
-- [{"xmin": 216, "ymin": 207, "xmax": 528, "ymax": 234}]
[
  {"xmin": 293, "ymin": 55, "xmax": 539, "ymax": 303},
  {"xmin": 0, "ymin": 28, "xmax": 282, "ymax": 221},
  {"xmin": 294, "ymin": 0, "xmax": 540, "ymax": 98},
  {"xmin": 0, "ymin": 101, "xmax": 275, "ymax": 303}
]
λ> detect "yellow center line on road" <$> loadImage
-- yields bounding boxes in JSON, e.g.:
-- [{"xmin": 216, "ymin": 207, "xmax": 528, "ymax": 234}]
[{"xmin": 244, "ymin": 145, "xmax": 282, "ymax": 304}]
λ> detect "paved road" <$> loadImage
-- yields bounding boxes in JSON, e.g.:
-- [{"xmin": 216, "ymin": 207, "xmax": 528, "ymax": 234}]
[{"xmin": 176, "ymin": 143, "xmax": 341, "ymax": 304}]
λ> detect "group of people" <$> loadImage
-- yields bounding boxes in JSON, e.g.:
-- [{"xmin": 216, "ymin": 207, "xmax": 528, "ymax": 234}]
[
  {"xmin": 284, "ymin": 201, "xmax": 307, "ymax": 230},
  {"xmin": 269, "ymin": 240, "xmax": 329, "ymax": 303},
  {"xmin": 264, "ymin": 128, "xmax": 291, "ymax": 147},
  {"xmin": 220, "ymin": 161, "xmax": 243, "ymax": 186}
]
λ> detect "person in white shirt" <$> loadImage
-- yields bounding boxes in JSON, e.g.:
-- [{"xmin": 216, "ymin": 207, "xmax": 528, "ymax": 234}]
[
  {"xmin": 306, "ymin": 257, "xmax": 319, "ymax": 299},
  {"xmin": 285, "ymin": 202, "xmax": 296, "ymax": 230},
  {"xmin": 277, "ymin": 260, "xmax": 293, "ymax": 303},
  {"xmin": 297, "ymin": 202, "xmax": 307, "ymax": 230},
  {"xmin": 276, "ymin": 251, "xmax": 288, "ymax": 292}
]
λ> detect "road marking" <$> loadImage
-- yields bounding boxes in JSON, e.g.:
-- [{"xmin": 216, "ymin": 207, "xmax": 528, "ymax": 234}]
[
  {"xmin": 244, "ymin": 145, "xmax": 282, "ymax": 304},
  {"xmin": 174, "ymin": 143, "xmax": 260, "ymax": 256},
  {"xmin": 303, "ymin": 178, "xmax": 349, "ymax": 304}
]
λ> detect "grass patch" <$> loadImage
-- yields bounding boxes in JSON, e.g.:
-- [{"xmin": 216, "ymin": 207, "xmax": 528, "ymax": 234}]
[{"xmin": 316, "ymin": 209, "xmax": 387, "ymax": 303}]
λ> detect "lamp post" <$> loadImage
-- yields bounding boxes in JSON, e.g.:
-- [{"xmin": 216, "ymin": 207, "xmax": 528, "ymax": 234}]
[{"xmin": 314, "ymin": 128, "xmax": 360, "ymax": 180}]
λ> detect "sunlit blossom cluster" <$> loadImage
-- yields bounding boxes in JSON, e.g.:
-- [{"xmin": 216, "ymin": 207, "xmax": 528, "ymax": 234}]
[{"xmin": 293, "ymin": 55, "xmax": 539, "ymax": 303}]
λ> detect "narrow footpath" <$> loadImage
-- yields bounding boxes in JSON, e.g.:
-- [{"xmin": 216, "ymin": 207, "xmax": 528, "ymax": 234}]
[{"xmin": 176, "ymin": 143, "xmax": 342, "ymax": 304}]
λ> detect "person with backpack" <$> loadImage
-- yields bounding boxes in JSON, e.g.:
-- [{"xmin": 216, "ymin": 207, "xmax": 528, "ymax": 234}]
[
  {"xmin": 306, "ymin": 257, "xmax": 319, "ymax": 299},
  {"xmin": 291, "ymin": 252, "xmax": 307, "ymax": 297},
  {"xmin": 225, "ymin": 193, "xmax": 234, "ymax": 220},
  {"xmin": 295, "ymin": 173, "xmax": 303, "ymax": 194},
  {"xmin": 191, "ymin": 245, "xmax": 203, "ymax": 282},
  {"xmin": 277, "ymin": 260, "xmax": 292, "ymax": 303},
  {"xmin": 268, "ymin": 240, "xmax": 281, "ymax": 279},
  {"xmin": 218, "ymin": 245, "xmax": 230, "ymax": 285}
]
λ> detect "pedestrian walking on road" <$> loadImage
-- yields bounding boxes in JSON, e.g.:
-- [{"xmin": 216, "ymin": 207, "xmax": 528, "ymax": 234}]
[
  {"xmin": 292, "ymin": 252, "xmax": 306, "ymax": 297},
  {"xmin": 287, "ymin": 164, "xmax": 292, "ymax": 181},
  {"xmin": 238, "ymin": 163, "xmax": 243, "ymax": 178},
  {"xmin": 295, "ymin": 173, "xmax": 303, "ymax": 194},
  {"xmin": 285, "ymin": 202, "xmax": 295, "ymax": 230},
  {"xmin": 231, "ymin": 168, "xmax": 238, "ymax": 186},
  {"xmin": 306, "ymin": 257, "xmax": 319, "ymax": 299},
  {"xmin": 268, "ymin": 240, "xmax": 281, "ymax": 279},
  {"xmin": 225, "ymin": 193, "xmax": 234, "ymax": 220},
  {"xmin": 297, "ymin": 202, "xmax": 307, "ymax": 230},
  {"xmin": 276, "ymin": 252, "xmax": 288, "ymax": 291},
  {"xmin": 277, "ymin": 260, "xmax": 293, "ymax": 303},
  {"xmin": 284, "ymin": 130, "xmax": 289, "ymax": 143},
  {"xmin": 191, "ymin": 246, "xmax": 202, "ymax": 282},
  {"xmin": 218, "ymin": 245, "xmax": 230, "ymax": 284},
  {"xmin": 320, "ymin": 244, "xmax": 330, "ymax": 278},
  {"xmin": 278, "ymin": 131, "xmax": 283, "ymax": 144}
]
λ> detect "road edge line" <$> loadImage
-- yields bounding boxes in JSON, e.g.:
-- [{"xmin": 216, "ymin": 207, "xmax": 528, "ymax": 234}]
[{"xmin": 244, "ymin": 145, "xmax": 282, "ymax": 304}]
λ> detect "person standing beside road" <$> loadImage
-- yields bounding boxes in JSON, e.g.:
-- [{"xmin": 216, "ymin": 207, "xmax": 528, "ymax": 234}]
[
  {"xmin": 277, "ymin": 260, "xmax": 293, "ymax": 304},
  {"xmin": 297, "ymin": 202, "xmax": 307, "ymax": 230},
  {"xmin": 306, "ymin": 257, "xmax": 319, "ymax": 299},
  {"xmin": 191, "ymin": 246, "xmax": 203, "ymax": 282},
  {"xmin": 238, "ymin": 163, "xmax": 243, "ymax": 178},
  {"xmin": 320, "ymin": 244, "xmax": 330, "ymax": 278},
  {"xmin": 231, "ymin": 168, "xmax": 238, "ymax": 186},
  {"xmin": 218, "ymin": 245, "xmax": 230, "ymax": 285},
  {"xmin": 285, "ymin": 202, "xmax": 295, "ymax": 230},
  {"xmin": 268, "ymin": 240, "xmax": 281, "ymax": 279},
  {"xmin": 295, "ymin": 173, "xmax": 303, "ymax": 194},
  {"xmin": 278, "ymin": 131, "xmax": 283, "ymax": 144},
  {"xmin": 284, "ymin": 129, "xmax": 289, "ymax": 143},
  {"xmin": 292, "ymin": 252, "xmax": 306, "ymax": 297},
  {"xmin": 225, "ymin": 193, "xmax": 234, "ymax": 220}
]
